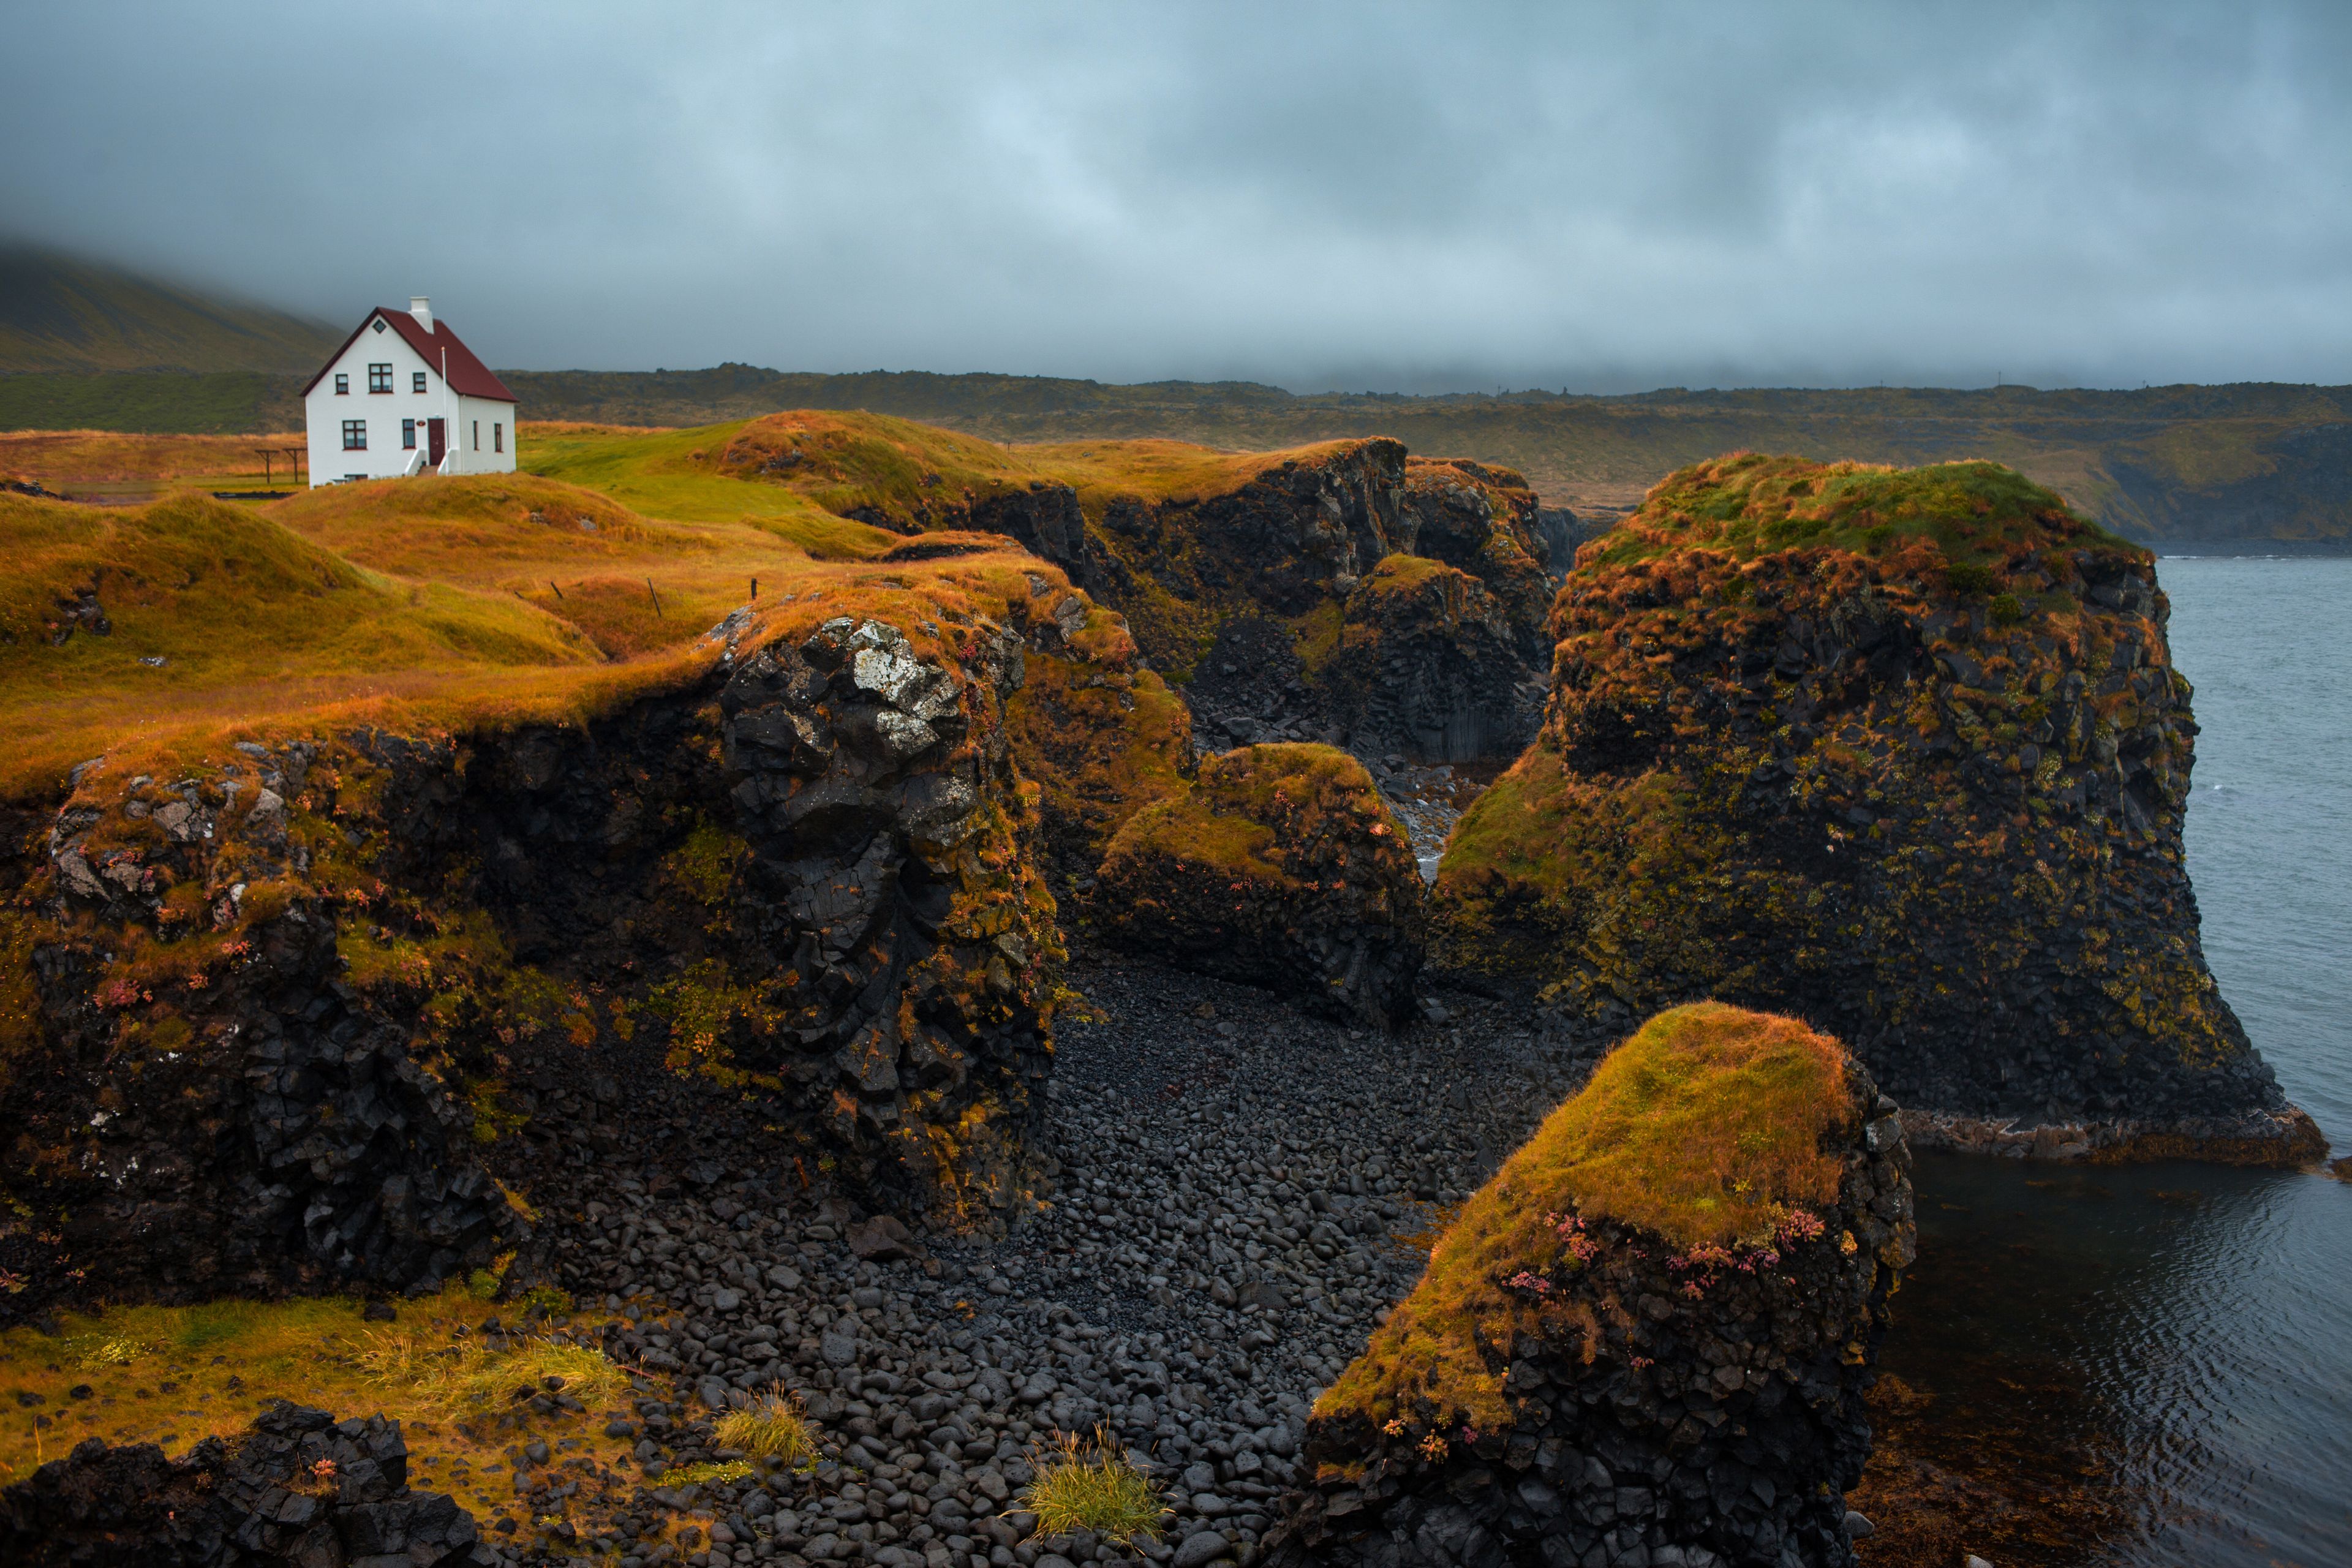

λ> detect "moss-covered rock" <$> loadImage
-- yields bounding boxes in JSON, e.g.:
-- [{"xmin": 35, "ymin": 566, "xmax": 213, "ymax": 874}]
[
  {"xmin": 1001, "ymin": 584, "xmax": 1194, "ymax": 884},
  {"xmin": 1273, "ymin": 1003, "xmax": 1910, "ymax": 1568},
  {"xmin": 0, "ymin": 560, "xmax": 1138, "ymax": 1317},
  {"xmin": 1093, "ymin": 744, "xmax": 1425, "ymax": 1023},
  {"xmin": 1431, "ymin": 454, "xmax": 2317, "ymax": 1158}
]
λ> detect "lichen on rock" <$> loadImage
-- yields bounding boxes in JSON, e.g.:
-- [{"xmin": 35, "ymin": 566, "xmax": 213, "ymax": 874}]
[
  {"xmin": 1093, "ymin": 743, "xmax": 1426, "ymax": 1024},
  {"xmin": 1273, "ymin": 1002, "xmax": 1912, "ymax": 1568},
  {"xmin": 1431, "ymin": 454, "xmax": 2318, "ymax": 1159}
]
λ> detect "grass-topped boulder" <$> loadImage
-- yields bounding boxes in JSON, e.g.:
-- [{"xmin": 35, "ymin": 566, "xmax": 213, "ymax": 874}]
[
  {"xmin": 1092, "ymin": 743, "xmax": 1425, "ymax": 1024},
  {"xmin": 1431, "ymin": 454, "xmax": 2318, "ymax": 1161},
  {"xmin": 1272, "ymin": 1002, "xmax": 1912, "ymax": 1568}
]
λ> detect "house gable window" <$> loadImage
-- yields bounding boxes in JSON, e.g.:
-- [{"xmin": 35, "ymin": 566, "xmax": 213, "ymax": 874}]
[
  {"xmin": 334, "ymin": 374, "xmax": 349, "ymax": 395},
  {"xmin": 412, "ymin": 371, "xmax": 427, "ymax": 393},
  {"xmin": 494, "ymin": 421, "xmax": 503, "ymax": 453},
  {"xmin": 368, "ymin": 363, "xmax": 393, "ymax": 394},
  {"xmin": 372, "ymin": 318, "xmax": 388, "ymax": 334},
  {"xmin": 402, "ymin": 419, "xmax": 417, "ymax": 450},
  {"xmin": 341, "ymin": 420, "xmax": 368, "ymax": 451}
]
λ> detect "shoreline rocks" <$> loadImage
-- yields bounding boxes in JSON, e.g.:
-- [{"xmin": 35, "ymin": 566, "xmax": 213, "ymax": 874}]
[
  {"xmin": 1272, "ymin": 1003, "xmax": 1913, "ymax": 1568},
  {"xmin": 1433, "ymin": 455, "xmax": 2316, "ymax": 1161}
]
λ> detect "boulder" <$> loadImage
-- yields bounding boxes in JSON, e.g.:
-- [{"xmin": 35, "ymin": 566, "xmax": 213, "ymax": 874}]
[
  {"xmin": 0, "ymin": 1401, "xmax": 487, "ymax": 1567},
  {"xmin": 1093, "ymin": 743, "xmax": 1425, "ymax": 1023},
  {"xmin": 1432, "ymin": 454, "xmax": 2319, "ymax": 1160},
  {"xmin": 1270, "ymin": 1003, "xmax": 1912, "ymax": 1568}
]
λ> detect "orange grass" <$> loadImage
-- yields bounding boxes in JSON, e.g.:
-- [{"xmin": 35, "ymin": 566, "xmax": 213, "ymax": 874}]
[
  {"xmin": 0, "ymin": 429, "xmax": 307, "ymax": 484},
  {"xmin": 0, "ymin": 1287, "xmax": 646, "ymax": 1518},
  {"xmin": 1317, "ymin": 1003, "xmax": 1853, "ymax": 1431}
]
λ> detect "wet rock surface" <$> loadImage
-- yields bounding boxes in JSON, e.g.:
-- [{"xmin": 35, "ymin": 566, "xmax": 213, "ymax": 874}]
[
  {"xmin": 1093, "ymin": 746, "xmax": 1427, "ymax": 1024},
  {"xmin": 0, "ymin": 1401, "xmax": 487, "ymax": 1567}
]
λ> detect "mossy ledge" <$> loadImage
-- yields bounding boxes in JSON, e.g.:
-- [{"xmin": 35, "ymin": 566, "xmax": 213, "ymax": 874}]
[
  {"xmin": 1431, "ymin": 454, "xmax": 2323, "ymax": 1164},
  {"xmin": 0, "ymin": 554, "xmax": 1159, "ymax": 1320},
  {"xmin": 1272, "ymin": 1003, "xmax": 1913, "ymax": 1568}
]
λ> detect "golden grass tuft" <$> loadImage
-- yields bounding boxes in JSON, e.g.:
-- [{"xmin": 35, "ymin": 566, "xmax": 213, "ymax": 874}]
[
  {"xmin": 1317, "ymin": 1002, "xmax": 1854, "ymax": 1433},
  {"xmin": 1019, "ymin": 1427, "xmax": 1169, "ymax": 1545},
  {"xmin": 712, "ymin": 1390, "xmax": 819, "ymax": 1464},
  {"xmin": 352, "ymin": 1330, "xmax": 629, "ymax": 1420}
]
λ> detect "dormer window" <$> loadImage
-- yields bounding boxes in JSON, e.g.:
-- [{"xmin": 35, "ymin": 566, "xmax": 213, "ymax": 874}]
[
  {"xmin": 334, "ymin": 374, "xmax": 349, "ymax": 394},
  {"xmin": 412, "ymin": 371, "xmax": 426, "ymax": 393},
  {"xmin": 368, "ymin": 363, "xmax": 393, "ymax": 394}
]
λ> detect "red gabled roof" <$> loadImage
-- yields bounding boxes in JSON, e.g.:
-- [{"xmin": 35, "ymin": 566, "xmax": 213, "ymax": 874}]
[{"xmin": 301, "ymin": 308, "xmax": 519, "ymax": 403}]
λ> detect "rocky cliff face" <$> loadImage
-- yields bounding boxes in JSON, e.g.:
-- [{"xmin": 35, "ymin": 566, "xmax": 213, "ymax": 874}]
[
  {"xmin": 1159, "ymin": 454, "xmax": 1558, "ymax": 768},
  {"xmin": 1093, "ymin": 744, "xmax": 1426, "ymax": 1024},
  {"xmin": 1432, "ymin": 456, "xmax": 2316, "ymax": 1159},
  {"xmin": 1, "ymin": 565, "xmax": 1136, "ymax": 1318},
  {"xmin": 1, "ymin": 1403, "xmax": 486, "ymax": 1567},
  {"xmin": 1273, "ymin": 1003, "xmax": 1912, "ymax": 1568}
]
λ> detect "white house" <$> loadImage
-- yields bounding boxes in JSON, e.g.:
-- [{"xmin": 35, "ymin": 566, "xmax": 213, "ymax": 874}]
[{"xmin": 301, "ymin": 297, "xmax": 518, "ymax": 486}]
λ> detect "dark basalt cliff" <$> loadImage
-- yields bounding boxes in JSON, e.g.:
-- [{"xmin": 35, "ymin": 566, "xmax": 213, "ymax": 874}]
[
  {"xmin": 1432, "ymin": 455, "xmax": 2318, "ymax": 1160},
  {"xmin": 1093, "ymin": 743, "xmax": 1425, "ymax": 1024},
  {"xmin": 1, "ymin": 1402, "xmax": 486, "ymax": 1567},
  {"xmin": 0, "ymin": 570, "xmax": 1129, "ymax": 1319},
  {"xmin": 1274, "ymin": 1004, "xmax": 1912, "ymax": 1568}
]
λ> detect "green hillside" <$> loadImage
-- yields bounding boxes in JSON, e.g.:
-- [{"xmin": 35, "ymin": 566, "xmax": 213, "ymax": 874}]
[{"xmin": 0, "ymin": 247, "xmax": 337, "ymax": 374}]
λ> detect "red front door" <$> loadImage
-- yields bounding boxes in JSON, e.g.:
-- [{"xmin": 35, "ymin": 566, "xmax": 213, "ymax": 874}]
[{"xmin": 427, "ymin": 418, "xmax": 447, "ymax": 466}]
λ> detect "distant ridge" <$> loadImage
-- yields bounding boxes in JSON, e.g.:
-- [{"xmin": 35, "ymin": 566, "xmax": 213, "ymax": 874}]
[{"xmin": 0, "ymin": 246, "xmax": 339, "ymax": 373}]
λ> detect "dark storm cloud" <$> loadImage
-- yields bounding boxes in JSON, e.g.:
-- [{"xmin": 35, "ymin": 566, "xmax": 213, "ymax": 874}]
[{"xmin": 5, "ymin": 1, "xmax": 2347, "ymax": 390}]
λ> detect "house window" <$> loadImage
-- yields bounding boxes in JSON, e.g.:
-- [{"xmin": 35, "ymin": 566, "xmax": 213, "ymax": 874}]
[
  {"xmin": 412, "ymin": 371, "xmax": 427, "ymax": 393},
  {"xmin": 368, "ymin": 363, "xmax": 393, "ymax": 393},
  {"xmin": 472, "ymin": 420, "xmax": 480, "ymax": 451},
  {"xmin": 494, "ymin": 421, "xmax": 503, "ymax": 453},
  {"xmin": 334, "ymin": 374, "xmax": 349, "ymax": 394},
  {"xmin": 341, "ymin": 420, "xmax": 368, "ymax": 451},
  {"xmin": 402, "ymin": 419, "xmax": 417, "ymax": 450}
]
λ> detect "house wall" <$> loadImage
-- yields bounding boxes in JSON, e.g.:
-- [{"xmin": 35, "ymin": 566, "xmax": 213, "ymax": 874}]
[
  {"xmin": 303, "ymin": 314, "xmax": 517, "ymax": 485},
  {"xmin": 449, "ymin": 393, "xmax": 518, "ymax": 477}
]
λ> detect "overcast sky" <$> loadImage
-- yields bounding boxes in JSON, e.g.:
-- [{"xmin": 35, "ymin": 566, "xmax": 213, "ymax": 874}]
[{"xmin": 6, "ymin": 1, "xmax": 2348, "ymax": 392}]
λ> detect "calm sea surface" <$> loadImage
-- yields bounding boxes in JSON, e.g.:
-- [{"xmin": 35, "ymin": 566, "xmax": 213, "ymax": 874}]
[{"xmin": 1879, "ymin": 557, "xmax": 2352, "ymax": 1566}]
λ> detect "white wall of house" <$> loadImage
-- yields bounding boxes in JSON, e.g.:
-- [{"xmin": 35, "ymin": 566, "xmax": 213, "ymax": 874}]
[
  {"xmin": 303, "ymin": 311, "xmax": 517, "ymax": 485},
  {"xmin": 448, "ymin": 393, "xmax": 516, "ymax": 476}
]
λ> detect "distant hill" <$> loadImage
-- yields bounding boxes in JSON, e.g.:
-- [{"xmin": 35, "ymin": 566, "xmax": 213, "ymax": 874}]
[
  {"xmin": 500, "ymin": 368, "xmax": 2352, "ymax": 551},
  {"xmin": 0, "ymin": 247, "xmax": 338, "ymax": 373}
]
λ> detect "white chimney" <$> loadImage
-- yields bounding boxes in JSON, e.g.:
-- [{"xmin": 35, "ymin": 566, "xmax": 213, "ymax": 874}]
[{"xmin": 409, "ymin": 295, "xmax": 434, "ymax": 333}]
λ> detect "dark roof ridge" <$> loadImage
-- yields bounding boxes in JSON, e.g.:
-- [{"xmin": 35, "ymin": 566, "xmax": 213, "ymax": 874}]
[{"xmin": 301, "ymin": 307, "xmax": 518, "ymax": 403}]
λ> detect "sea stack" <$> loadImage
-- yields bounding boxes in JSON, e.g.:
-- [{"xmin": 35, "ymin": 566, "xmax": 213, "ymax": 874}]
[
  {"xmin": 1432, "ymin": 455, "xmax": 2320, "ymax": 1163},
  {"xmin": 1272, "ymin": 1003, "xmax": 1912, "ymax": 1568}
]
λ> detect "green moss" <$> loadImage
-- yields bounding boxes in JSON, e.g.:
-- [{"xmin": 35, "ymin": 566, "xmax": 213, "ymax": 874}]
[
  {"xmin": 664, "ymin": 816, "xmax": 746, "ymax": 910},
  {"xmin": 1317, "ymin": 1003, "xmax": 1852, "ymax": 1433},
  {"xmin": 1586, "ymin": 454, "xmax": 2140, "ymax": 573}
]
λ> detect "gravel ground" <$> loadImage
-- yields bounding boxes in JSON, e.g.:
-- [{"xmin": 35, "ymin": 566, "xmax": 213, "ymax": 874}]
[{"xmin": 477, "ymin": 957, "xmax": 1601, "ymax": 1568}]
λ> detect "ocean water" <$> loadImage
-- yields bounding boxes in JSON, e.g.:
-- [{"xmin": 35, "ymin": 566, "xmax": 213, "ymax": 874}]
[{"xmin": 1878, "ymin": 557, "xmax": 2352, "ymax": 1567}]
